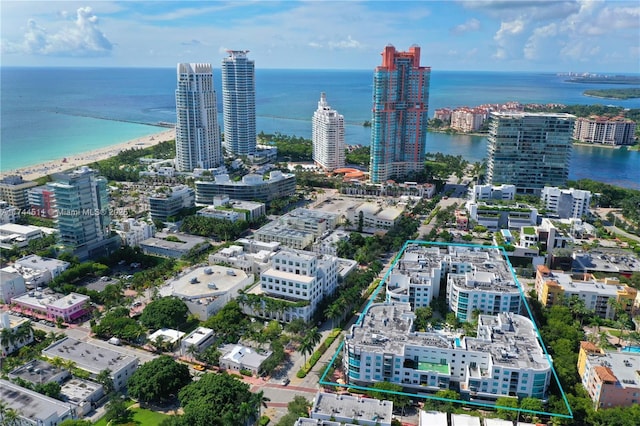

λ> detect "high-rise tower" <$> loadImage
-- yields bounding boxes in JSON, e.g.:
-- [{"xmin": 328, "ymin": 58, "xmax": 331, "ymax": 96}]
[
  {"xmin": 222, "ymin": 50, "xmax": 256, "ymax": 156},
  {"xmin": 369, "ymin": 45, "xmax": 431, "ymax": 183},
  {"xmin": 175, "ymin": 63, "xmax": 222, "ymax": 172},
  {"xmin": 312, "ymin": 93, "xmax": 345, "ymax": 171},
  {"xmin": 486, "ymin": 112, "xmax": 575, "ymax": 194},
  {"xmin": 47, "ymin": 166, "xmax": 110, "ymax": 250}
]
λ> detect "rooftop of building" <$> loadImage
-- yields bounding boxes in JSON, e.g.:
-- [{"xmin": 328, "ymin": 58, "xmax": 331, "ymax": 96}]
[
  {"xmin": 161, "ymin": 265, "xmax": 250, "ymax": 300},
  {"xmin": 0, "ymin": 269, "xmax": 23, "ymax": 282},
  {"xmin": 8, "ymin": 359, "xmax": 69, "ymax": 385},
  {"xmin": 490, "ymin": 111, "xmax": 576, "ymax": 119},
  {"xmin": 14, "ymin": 254, "xmax": 70, "ymax": 271},
  {"xmin": 451, "ymin": 414, "xmax": 482, "ymax": 426},
  {"xmin": 182, "ymin": 327, "xmax": 214, "ymax": 346},
  {"xmin": 572, "ymin": 249, "xmax": 640, "ymax": 274},
  {"xmin": 42, "ymin": 337, "xmax": 137, "ymax": 375},
  {"xmin": 311, "ymin": 392, "xmax": 393, "ymax": 424},
  {"xmin": 0, "ymin": 379, "xmax": 71, "ymax": 422},
  {"xmin": 148, "ymin": 328, "xmax": 186, "ymax": 344},
  {"xmin": 348, "ymin": 303, "xmax": 549, "ymax": 371},
  {"xmin": 220, "ymin": 344, "xmax": 272, "ymax": 369},
  {"xmin": 0, "ymin": 223, "xmax": 42, "ymax": 235},
  {"xmin": 60, "ymin": 378, "xmax": 103, "ymax": 404},
  {"xmin": 539, "ymin": 269, "xmax": 635, "ymax": 296},
  {"xmin": 140, "ymin": 232, "xmax": 208, "ymax": 252},
  {"xmin": 262, "ymin": 268, "xmax": 316, "ymax": 284},
  {"xmin": 394, "ymin": 244, "xmax": 518, "ymax": 292},
  {"xmin": 586, "ymin": 350, "xmax": 640, "ymax": 389},
  {"xmin": 12, "ymin": 290, "xmax": 88, "ymax": 310}
]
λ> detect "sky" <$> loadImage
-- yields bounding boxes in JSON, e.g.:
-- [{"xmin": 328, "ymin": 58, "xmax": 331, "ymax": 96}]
[{"xmin": 1, "ymin": 1, "xmax": 639, "ymax": 72}]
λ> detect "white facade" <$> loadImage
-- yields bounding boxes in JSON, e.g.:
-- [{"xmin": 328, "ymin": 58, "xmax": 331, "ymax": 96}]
[
  {"xmin": 248, "ymin": 250, "xmax": 338, "ymax": 323},
  {"xmin": 312, "ymin": 92, "xmax": 345, "ymax": 171},
  {"xmin": 346, "ymin": 202, "xmax": 404, "ymax": 231},
  {"xmin": 0, "ymin": 379, "xmax": 74, "ymax": 426},
  {"xmin": 175, "ymin": 63, "xmax": 223, "ymax": 171},
  {"xmin": 42, "ymin": 337, "xmax": 138, "ymax": 391},
  {"xmin": 222, "ymin": 50, "xmax": 256, "ymax": 156},
  {"xmin": 0, "ymin": 270, "xmax": 26, "ymax": 304},
  {"xmin": 541, "ymin": 186, "xmax": 591, "ymax": 219},
  {"xmin": 114, "ymin": 218, "xmax": 156, "ymax": 247},
  {"xmin": 0, "ymin": 201, "xmax": 18, "ymax": 224},
  {"xmin": 1, "ymin": 313, "xmax": 34, "ymax": 357},
  {"xmin": 344, "ymin": 303, "xmax": 552, "ymax": 401},
  {"xmin": 470, "ymin": 184, "xmax": 516, "ymax": 202},
  {"xmin": 181, "ymin": 327, "xmax": 215, "ymax": 356},
  {"xmin": 0, "ymin": 223, "xmax": 43, "ymax": 249}
]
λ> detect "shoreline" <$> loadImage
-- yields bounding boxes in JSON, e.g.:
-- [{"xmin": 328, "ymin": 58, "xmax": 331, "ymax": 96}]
[{"xmin": 0, "ymin": 129, "xmax": 175, "ymax": 181}]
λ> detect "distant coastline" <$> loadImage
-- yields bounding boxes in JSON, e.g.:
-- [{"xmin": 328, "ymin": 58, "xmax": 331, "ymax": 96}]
[{"xmin": 583, "ymin": 88, "xmax": 640, "ymax": 100}]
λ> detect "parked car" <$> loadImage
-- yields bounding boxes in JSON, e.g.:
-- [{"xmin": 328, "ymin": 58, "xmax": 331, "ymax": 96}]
[{"xmin": 280, "ymin": 377, "xmax": 290, "ymax": 386}]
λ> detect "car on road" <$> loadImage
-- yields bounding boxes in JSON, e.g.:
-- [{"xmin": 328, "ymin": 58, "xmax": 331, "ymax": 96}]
[
  {"xmin": 193, "ymin": 364, "xmax": 205, "ymax": 371},
  {"xmin": 280, "ymin": 377, "xmax": 290, "ymax": 386}
]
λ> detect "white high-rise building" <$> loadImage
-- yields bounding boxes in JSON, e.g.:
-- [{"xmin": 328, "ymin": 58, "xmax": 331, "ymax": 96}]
[
  {"xmin": 175, "ymin": 63, "xmax": 223, "ymax": 172},
  {"xmin": 222, "ymin": 50, "xmax": 256, "ymax": 156},
  {"xmin": 312, "ymin": 93, "xmax": 345, "ymax": 171}
]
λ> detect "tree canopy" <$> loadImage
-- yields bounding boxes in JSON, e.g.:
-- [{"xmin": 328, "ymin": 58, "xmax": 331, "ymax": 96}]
[
  {"xmin": 140, "ymin": 297, "xmax": 189, "ymax": 330},
  {"xmin": 127, "ymin": 355, "xmax": 192, "ymax": 404},
  {"xmin": 177, "ymin": 373, "xmax": 261, "ymax": 426}
]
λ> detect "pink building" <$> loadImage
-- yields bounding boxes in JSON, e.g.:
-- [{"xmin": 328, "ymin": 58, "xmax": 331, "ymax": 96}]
[
  {"xmin": 11, "ymin": 290, "xmax": 91, "ymax": 323},
  {"xmin": 579, "ymin": 343, "xmax": 640, "ymax": 409}
]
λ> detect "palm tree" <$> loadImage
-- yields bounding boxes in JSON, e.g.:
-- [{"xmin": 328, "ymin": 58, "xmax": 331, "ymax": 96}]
[
  {"xmin": 298, "ymin": 337, "xmax": 314, "ymax": 366},
  {"xmin": 307, "ymin": 327, "xmax": 322, "ymax": 348},
  {"xmin": 324, "ymin": 303, "xmax": 342, "ymax": 329},
  {"xmin": 1, "ymin": 328, "xmax": 14, "ymax": 352},
  {"xmin": 186, "ymin": 344, "xmax": 199, "ymax": 360}
]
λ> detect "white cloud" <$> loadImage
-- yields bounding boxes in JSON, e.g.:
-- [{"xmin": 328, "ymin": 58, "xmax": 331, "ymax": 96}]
[
  {"xmin": 2, "ymin": 7, "xmax": 112, "ymax": 57},
  {"xmin": 493, "ymin": 18, "xmax": 525, "ymax": 59},
  {"xmin": 452, "ymin": 18, "xmax": 481, "ymax": 34},
  {"xmin": 328, "ymin": 35, "xmax": 362, "ymax": 49},
  {"xmin": 308, "ymin": 41, "xmax": 322, "ymax": 48},
  {"xmin": 523, "ymin": 23, "xmax": 558, "ymax": 59}
]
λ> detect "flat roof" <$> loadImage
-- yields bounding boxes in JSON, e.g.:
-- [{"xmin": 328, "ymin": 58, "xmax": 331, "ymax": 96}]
[
  {"xmin": 8, "ymin": 359, "xmax": 69, "ymax": 385},
  {"xmin": 220, "ymin": 344, "xmax": 272, "ymax": 369},
  {"xmin": 148, "ymin": 328, "xmax": 185, "ymax": 344},
  {"xmin": 15, "ymin": 254, "xmax": 70, "ymax": 271},
  {"xmin": 586, "ymin": 351, "xmax": 640, "ymax": 389},
  {"xmin": 347, "ymin": 303, "xmax": 549, "ymax": 372},
  {"xmin": 262, "ymin": 268, "xmax": 315, "ymax": 284},
  {"xmin": 311, "ymin": 392, "xmax": 393, "ymax": 423},
  {"xmin": 47, "ymin": 292, "xmax": 90, "ymax": 309},
  {"xmin": 42, "ymin": 337, "xmax": 137, "ymax": 375},
  {"xmin": 182, "ymin": 327, "xmax": 214, "ymax": 346},
  {"xmin": 0, "ymin": 379, "xmax": 71, "ymax": 423},
  {"xmin": 419, "ymin": 411, "xmax": 448, "ymax": 425},
  {"xmin": 451, "ymin": 414, "xmax": 482, "ymax": 426},
  {"xmin": 61, "ymin": 378, "xmax": 103, "ymax": 404},
  {"xmin": 162, "ymin": 265, "xmax": 250, "ymax": 299}
]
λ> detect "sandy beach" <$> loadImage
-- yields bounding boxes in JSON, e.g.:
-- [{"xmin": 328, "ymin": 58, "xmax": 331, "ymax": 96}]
[{"xmin": 0, "ymin": 129, "xmax": 175, "ymax": 181}]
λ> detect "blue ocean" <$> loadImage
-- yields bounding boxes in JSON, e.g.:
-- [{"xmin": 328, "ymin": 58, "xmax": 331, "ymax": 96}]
[{"xmin": 1, "ymin": 67, "xmax": 639, "ymax": 189}]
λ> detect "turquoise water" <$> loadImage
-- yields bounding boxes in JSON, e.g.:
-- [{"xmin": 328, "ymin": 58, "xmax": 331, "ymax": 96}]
[
  {"xmin": 622, "ymin": 346, "xmax": 640, "ymax": 353},
  {"xmin": 1, "ymin": 67, "xmax": 639, "ymax": 188}
]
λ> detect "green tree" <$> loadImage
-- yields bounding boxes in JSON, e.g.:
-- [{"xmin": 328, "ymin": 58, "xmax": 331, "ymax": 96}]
[
  {"xmin": 140, "ymin": 297, "xmax": 189, "ymax": 330},
  {"xmin": 496, "ymin": 396, "xmax": 519, "ymax": 421},
  {"xmin": 127, "ymin": 355, "xmax": 192, "ymax": 405},
  {"xmin": 34, "ymin": 382, "xmax": 61, "ymax": 400},
  {"xmin": 104, "ymin": 395, "xmax": 132, "ymax": 425},
  {"xmin": 368, "ymin": 382, "xmax": 411, "ymax": 414},
  {"xmin": 59, "ymin": 420, "xmax": 92, "ymax": 426},
  {"xmin": 519, "ymin": 397, "xmax": 544, "ymax": 422},
  {"xmin": 95, "ymin": 369, "xmax": 115, "ymax": 396},
  {"xmin": 178, "ymin": 373, "xmax": 259, "ymax": 426}
]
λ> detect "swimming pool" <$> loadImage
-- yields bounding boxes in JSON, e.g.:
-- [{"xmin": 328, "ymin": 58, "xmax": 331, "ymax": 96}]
[{"xmin": 621, "ymin": 346, "xmax": 640, "ymax": 353}]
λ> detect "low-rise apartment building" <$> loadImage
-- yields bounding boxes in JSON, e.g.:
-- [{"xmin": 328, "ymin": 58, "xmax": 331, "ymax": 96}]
[
  {"xmin": 1, "ymin": 312, "xmax": 34, "ymax": 357},
  {"xmin": 344, "ymin": 303, "xmax": 551, "ymax": 402},
  {"xmin": 10, "ymin": 254, "xmax": 70, "ymax": 287},
  {"xmin": 114, "ymin": 218, "xmax": 156, "ymax": 247},
  {"xmin": 181, "ymin": 326, "xmax": 215, "ymax": 357},
  {"xmin": 470, "ymin": 184, "xmax": 516, "ymax": 203},
  {"xmin": 241, "ymin": 249, "xmax": 338, "ymax": 323},
  {"xmin": 308, "ymin": 392, "xmax": 394, "ymax": 426},
  {"xmin": 535, "ymin": 266, "xmax": 636, "ymax": 319},
  {"xmin": 254, "ymin": 208, "xmax": 339, "ymax": 250},
  {"xmin": 578, "ymin": 342, "xmax": 640, "ymax": 409},
  {"xmin": 0, "ymin": 379, "xmax": 74, "ymax": 425},
  {"xmin": 198, "ymin": 197, "xmax": 266, "ymax": 222},
  {"xmin": 42, "ymin": 337, "xmax": 138, "ymax": 391},
  {"xmin": 541, "ymin": 186, "xmax": 591, "ymax": 219},
  {"xmin": 465, "ymin": 201, "xmax": 538, "ymax": 231},
  {"xmin": 0, "ymin": 270, "xmax": 26, "ymax": 304},
  {"xmin": 11, "ymin": 290, "xmax": 91, "ymax": 323},
  {"xmin": 345, "ymin": 202, "xmax": 404, "ymax": 231},
  {"xmin": 385, "ymin": 244, "xmax": 521, "ymax": 322},
  {"xmin": 0, "ymin": 223, "xmax": 44, "ymax": 250}
]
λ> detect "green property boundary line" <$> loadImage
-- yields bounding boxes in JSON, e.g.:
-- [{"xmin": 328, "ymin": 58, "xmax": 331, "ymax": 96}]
[{"xmin": 319, "ymin": 239, "xmax": 574, "ymax": 420}]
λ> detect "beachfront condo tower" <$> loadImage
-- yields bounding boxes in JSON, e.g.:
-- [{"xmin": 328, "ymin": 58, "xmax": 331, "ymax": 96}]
[
  {"xmin": 222, "ymin": 50, "xmax": 256, "ymax": 156},
  {"xmin": 47, "ymin": 166, "xmax": 110, "ymax": 252},
  {"xmin": 175, "ymin": 63, "xmax": 223, "ymax": 172},
  {"xmin": 312, "ymin": 93, "xmax": 345, "ymax": 171},
  {"xmin": 486, "ymin": 112, "xmax": 575, "ymax": 194},
  {"xmin": 369, "ymin": 45, "xmax": 431, "ymax": 183}
]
